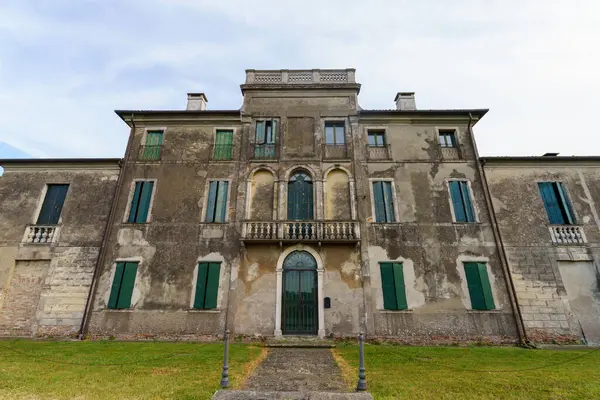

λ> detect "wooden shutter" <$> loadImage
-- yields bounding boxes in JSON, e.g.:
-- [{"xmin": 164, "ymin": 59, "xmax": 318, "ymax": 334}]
[
  {"xmin": 392, "ymin": 263, "xmax": 407, "ymax": 310},
  {"xmin": 108, "ymin": 262, "xmax": 125, "ymax": 309},
  {"xmin": 146, "ymin": 131, "xmax": 163, "ymax": 146},
  {"xmin": 460, "ymin": 182, "xmax": 475, "ymax": 222},
  {"xmin": 477, "ymin": 263, "xmax": 495, "ymax": 310},
  {"xmin": 37, "ymin": 184, "xmax": 69, "ymax": 225},
  {"xmin": 538, "ymin": 182, "xmax": 564, "ymax": 224},
  {"xmin": 382, "ymin": 182, "xmax": 395, "ymax": 222},
  {"xmin": 128, "ymin": 182, "xmax": 142, "ymax": 223},
  {"xmin": 288, "ymin": 180, "xmax": 297, "ymax": 220},
  {"xmin": 205, "ymin": 181, "xmax": 218, "ymax": 222},
  {"xmin": 255, "ymin": 121, "xmax": 266, "ymax": 144},
  {"xmin": 215, "ymin": 130, "xmax": 233, "ymax": 160},
  {"xmin": 450, "ymin": 181, "xmax": 467, "ymax": 222},
  {"xmin": 136, "ymin": 181, "xmax": 154, "ymax": 223},
  {"xmin": 464, "ymin": 262, "xmax": 487, "ymax": 310},
  {"xmin": 214, "ymin": 181, "xmax": 229, "ymax": 222},
  {"xmin": 269, "ymin": 120, "xmax": 277, "ymax": 144},
  {"xmin": 204, "ymin": 263, "xmax": 221, "ymax": 309},
  {"xmin": 380, "ymin": 263, "xmax": 397, "ymax": 310},
  {"xmin": 194, "ymin": 263, "xmax": 209, "ymax": 309},
  {"xmin": 116, "ymin": 262, "xmax": 137, "ymax": 309},
  {"xmin": 372, "ymin": 182, "xmax": 386, "ymax": 222},
  {"xmin": 557, "ymin": 183, "xmax": 574, "ymax": 224}
]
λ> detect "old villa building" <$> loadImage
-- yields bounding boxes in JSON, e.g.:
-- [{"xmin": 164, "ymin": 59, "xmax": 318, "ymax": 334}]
[{"xmin": 0, "ymin": 69, "xmax": 598, "ymax": 345}]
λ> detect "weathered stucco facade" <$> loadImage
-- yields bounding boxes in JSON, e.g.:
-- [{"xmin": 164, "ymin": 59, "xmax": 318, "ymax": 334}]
[{"xmin": 1, "ymin": 68, "xmax": 598, "ymax": 345}]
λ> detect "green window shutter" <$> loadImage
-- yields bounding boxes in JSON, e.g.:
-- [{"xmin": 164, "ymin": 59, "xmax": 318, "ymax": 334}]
[
  {"xmin": 194, "ymin": 263, "xmax": 209, "ymax": 309},
  {"xmin": 382, "ymin": 182, "xmax": 395, "ymax": 222},
  {"xmin": 205, "ymin": 181, "xmax": 218, "ymax": 222},
  {"xmin": 557, "ymin": 183, "xmax": 575, "ymax": 224},
  {"xmin": 256, "ymin": 121, "xmax": 266, "ymax": 144},
  {"xmin": 108, "ymin": 262, "xmax": 125, "ymax": 309},
  {"xmin": 477, "ymin": 263, "xmax": 495, "ymax": 310},
  {"xmin": 269, "ymin": 120, "xmax": 277, "ymax": 144},
  {"xmin": 373, "ymin": 182, "xmax": 386, "ymax": 222},
  {"xmin": 464, "ymin": 262, "xmax": 486, "ymax": 310},
  {"xmin": 538, "ymin": 182, "xmax": 564, "ymax": 224},
  {"xmin": 460, "ymin": 182, "xmax": 475, "ymax": 222},
  {"xmin": 215, "ymin": 130, "xmax": 233, "ymax": 160},
  {"xmin": 116, "ymin": 262, "xmax": 138, "ymax": 309},
  {"xmin": 380, "ymin": 263, "xmax": 397, "ymax": 310},
  {"xmin": 136, "ymin": 181, "xmax": 154, "ymax": 223},
  {"xmin": 450, "ymin": 181, "xmax": 467, "ymax": 222},
  {"xmin": 204, "ymin": 263, "xmax": 221, "ymax": 309},
  {"xmin": 392, "ymin": 263, "xmax": 407, "ymax": 310},
  {"xmin": 145, "ymin": 131, "xmax": 163, "ymax": 146},
  {"xmin": 128, "ymin": 182, "xmax": 143, "ymax": 222},
  {"xmin": 287, "ymin": 181, "xmax": 296, "ymax": 220},
  {"xmin": 214, "ymin": 181, "xmax": 229, "ymax": 222},
  {"xmin": 37, "ymin": 184, "xmax": 69, "ymax": 225}
]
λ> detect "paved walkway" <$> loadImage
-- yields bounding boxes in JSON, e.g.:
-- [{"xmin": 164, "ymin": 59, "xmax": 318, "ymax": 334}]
[{"xmin": 243, "ymin": 348, "xmax": 346, "ymax": 392}]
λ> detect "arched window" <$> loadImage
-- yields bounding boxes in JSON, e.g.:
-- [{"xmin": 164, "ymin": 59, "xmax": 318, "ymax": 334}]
[{"xmin": 288, "ymin": 171, "xmax": 313, "ymax": 220}]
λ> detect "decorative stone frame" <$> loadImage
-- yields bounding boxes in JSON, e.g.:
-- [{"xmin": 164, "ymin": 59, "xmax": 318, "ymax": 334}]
[
  {"xmin": 367, "ymin": 178, "xmax": 400, "ymax": 223},
  {"xmin": 211, "ymin": 127, "xmax": 238, "ymax": 161},
  {"xmin": 245, "ymin": 166, "xmax": 279, "ymax": 220},
  {"xmin": 274, "ymin": 244, "xmax": 325, "ymax": 338},
  {"xmin": 455, "ymin": 255, "xmax": 501, "ymax": 311},
  {"xmin": 122, "ymin": 179, "xmax": 158, "ymax": 224},
  {"xmin": 104, "ymin": 257, "xmax": 143, "ymax": 310},
  {"xmin": 201, "ymin": 179, "xmax": 233, "ymax": 223},
  {"xmin": 31, "ymin": 182, "xmax": 69, "ymax": 225},
  {"xmin": 189, "ymin": 254, "xmax": 227, "ymax": 312},
  {"xmin": 445, "ymin": 178, "xmax": 480, "ymax": 223},
  {"xmin": 322, "ymin": 165, "xmax": 357, "ymax": 220},
  {"xmin": 280, "ymin": 165, "xmax": 321, "ymax": 220},
  {"xmin": 534, "ymin": 180, "xmax": 580, "ymax": 225},
  {"xmin": 434, "ymin": 126, "xmax": 461, "ymax": 148}
]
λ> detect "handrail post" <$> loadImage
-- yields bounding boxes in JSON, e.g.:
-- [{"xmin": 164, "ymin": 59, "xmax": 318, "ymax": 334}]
[
  {"xmin": 356, "ymin": 332, "xmax": 367, "ymax": 391},
  {"xmin": 220, "ymin": 329, "xmax": 230, "ymax": 388}
]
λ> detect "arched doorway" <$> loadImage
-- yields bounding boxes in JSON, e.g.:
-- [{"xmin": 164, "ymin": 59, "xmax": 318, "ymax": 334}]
[{"xmin": 282, "ymin": 251, "xmax": 318, "ymax": 335}]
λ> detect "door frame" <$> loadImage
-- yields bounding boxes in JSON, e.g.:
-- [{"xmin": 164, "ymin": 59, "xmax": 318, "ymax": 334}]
[
  {"xmin": 282, "ymin": 264, "xmax": 317, "ymax": 335},
  {"xmin": 275, "ymin": 244, "xmax": 325, "ymax": 338}
]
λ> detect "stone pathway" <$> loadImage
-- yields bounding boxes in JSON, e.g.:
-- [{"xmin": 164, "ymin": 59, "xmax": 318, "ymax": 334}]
[{"xmin": 243, "ymin": 348, "xmax": 346, "ymax": 392}]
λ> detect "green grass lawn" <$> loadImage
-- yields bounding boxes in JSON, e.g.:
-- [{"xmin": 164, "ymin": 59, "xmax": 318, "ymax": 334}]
[
  {"xmin": 334, "ymin": 344, "xmax": 600, "ymax": 400},
  {"xmin": 0, "ymin": 340, "xmax": 264, "ymax": 400}
]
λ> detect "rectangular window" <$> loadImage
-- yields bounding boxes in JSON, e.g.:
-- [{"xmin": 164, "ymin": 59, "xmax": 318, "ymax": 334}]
[
  {"xmin": 538, "ymin": 182, "xmax": 575, "ymax": 225},
  {"xmin": 214, "ymin": 130, "xmax": 233, "ymax": 160},
  {"xmin": 439, "ymin": 130, "xmax": 457, "ymax": 148},
  {"xmin": 37, "ymin": 184, "xmax": 69, "ymax": 225},
  {"xmin": 194, "ymin": 262, "xmax": 221, "ymax": 309},
  {"xmin": 205, "ymin": 181, "xmax": 229, "ymax": 223},
  {"xmin": 141, "ymin": 130, "xmax": 163, "ymax": 160},
  {"xmin": 108, "ymin": 262, "xmax": 138, "ymax": 309},
  {"xmin": 449, "ymin": 181, "xmax": 475, "ymax": 223},
  {"xmin": 372, "ymin": 181, "xmax": 395, "ymax": 222},
  {"xmin": 127, "ymin": 181, "xmax": 154, "ymax": 223},
  {"xmin": 254, "ymin": 120, "xmax": 277, "ymax": 159},
  {"xmin": 463, "ymin": 262, "xmax": 495, "ymax": 310},
  {"xmin": 380, "ymin": 262, "xmax": 407, "ymax": 310},
  {"xmin": 368, "ymin": 131, "xmax": 386, "ymax": 147},
  {"xmin": 325, "ymin": 122, "xmax": 345, "ymax": 145}
]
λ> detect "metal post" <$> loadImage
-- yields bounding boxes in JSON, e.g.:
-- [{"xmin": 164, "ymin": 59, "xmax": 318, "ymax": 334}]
[
  {"xmin": 220, "ymin": 329, "xmax": 230, "ymax": 389},
  {"xmin": 356, "ymin": 332, "xmax": 367, "ymax": 391}
]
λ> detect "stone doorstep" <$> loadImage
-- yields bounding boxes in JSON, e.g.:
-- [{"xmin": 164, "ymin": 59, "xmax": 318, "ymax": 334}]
[
  {"xmin": 212, "ymin": 391, "xmax": 374, "ymax": 400},
  {"xmin": 265, "ymin": 337, "xmax": 336, "ymax": 348}
]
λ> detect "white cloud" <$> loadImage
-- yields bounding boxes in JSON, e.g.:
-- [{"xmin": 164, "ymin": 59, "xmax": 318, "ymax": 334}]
[{"xmin": 1, "ymin": 0, "xmax": 600, "ymax": 157}]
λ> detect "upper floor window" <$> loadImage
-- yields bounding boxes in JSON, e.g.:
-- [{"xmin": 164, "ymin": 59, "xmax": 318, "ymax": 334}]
[
  {"xmin": 213, "ymin": 130, "xmax": 233, "ymax": 160},
  {"xmin": 368, "ymin": 130, "xmax": 386, "ymax": 147},
  {"xmin": 37, "ymin": 184, "xmax": 69, "ymax": 225},
  {"xmin": 254, "ymin": 120, "xmax": 277, "ymax": 159},
  {"xmin": 128, "ymin": 181, "xmax": 154, "ymax": 223},
  {"xmin": 463, "ymin": 262, "xmax": 495, "ymax": 310},
  {"xmin": 449, "ymin": 181, "xmax": 475, "ymax": 223},
  {"xmin": 325, "ymin": 122, "xmax": 345, "ymax": 145},
  {"xmin": 439, "ymin": 130, "xmax": 457, "ymax": 148},
  {"xmin": 538, "ymin": 182, "xmax": 575, "ymax": 225},
  {"xmin": 288, "ymin": 172, "xmax": 314, "ymax": 220},
  {"xmin": 380, "ymin": 262, "xmax": 407, "ymax": 310},
  {"xmin": 140, "ymin": 130, "xmax": 163, "ymax": 160},
  {"xmin": 193, "ymin": 262, "xmax": 221, "ymax": 309},
  {"xmin": 205, "ymin": 181, "xmax": 229, "ymax": 223},
  {"xmin": 108, "ymin": 261, "xmax": 138, "ymax": 309},
  {"xmin": 372, "ymin": 181, "xmax": 395, "ymax": 223}
]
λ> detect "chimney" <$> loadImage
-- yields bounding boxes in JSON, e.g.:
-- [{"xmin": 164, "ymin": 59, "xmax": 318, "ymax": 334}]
[
  {"xmin": 187, "ymin": 93, "xmax": 207, "ymax": 111},
  {"xmin": 394, "ymin": 92, "xmax": 416, "ymax": 110}
]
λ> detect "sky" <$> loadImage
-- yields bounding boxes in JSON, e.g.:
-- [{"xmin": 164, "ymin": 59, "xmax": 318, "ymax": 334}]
[{"xmin": 0, "ymin": 0, "xmax": 599, "ymax": 159}]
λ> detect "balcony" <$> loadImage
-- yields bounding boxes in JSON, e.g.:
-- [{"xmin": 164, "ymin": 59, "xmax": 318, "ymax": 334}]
[
  {"xmin": 23, "ymin": 225, "xmax": 59, "ymax": 244},
  {"xmin": 440, "ymin": 147, "xmax": 461, "ymax": 160},
  {"xmin": 367, "ymin": 145, "xmax": 391, "ymax": 161},
  {"xmin": 242, "ymin": 221, "xmax": 360, "ymax": 243},
  {"xmin": 138, "ymin": 145, "xmax": 161, "ymax": 161},
  {"xmin": 549, "ymin": 225, "xmax": 586, "ymax": 245},
  {"xmin": 323, "ymin": 144, "xmax": 348, "ymax": 159},
  {"xmin": 245, "ymin": 69, "xmax": 356, "ymax": 85},
  {"xmin": 251, "ymin": 144, "xmax": 277, "ymax": 160}
]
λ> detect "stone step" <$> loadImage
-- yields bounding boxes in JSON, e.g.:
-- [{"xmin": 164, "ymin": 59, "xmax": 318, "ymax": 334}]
[
  {"xmin": 212, "ymin": 390, "xmax": 374, "ymax": 400},
  {"xmin": 265, "ymin": 337, "xmax": 335, "ymax": 348}
]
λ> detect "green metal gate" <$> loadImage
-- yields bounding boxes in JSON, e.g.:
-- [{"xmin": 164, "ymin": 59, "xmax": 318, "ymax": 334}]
[{"xmin": 282, "ymin": 251, "xmax": 317, "ymax": 335}]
